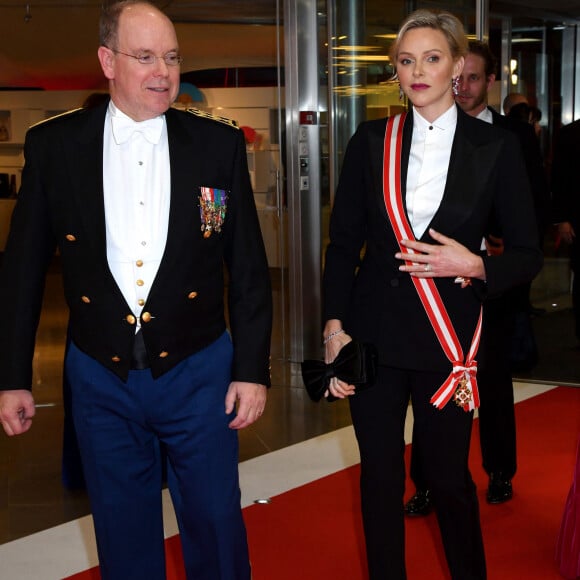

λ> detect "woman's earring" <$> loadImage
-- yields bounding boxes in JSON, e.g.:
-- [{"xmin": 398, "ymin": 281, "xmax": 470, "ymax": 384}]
[
  {"xmin": 399, "ymin": 82, "xmax": 404, "ymax": 102},
  {"xmin": 452, "ymin": 76, "xmax": 460, "ymax": 96}
]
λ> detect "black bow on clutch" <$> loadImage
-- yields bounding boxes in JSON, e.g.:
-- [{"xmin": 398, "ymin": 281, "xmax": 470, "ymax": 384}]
[{"xmin": 301, "ymin": 340, "xmax": 378, "ymax": 402}]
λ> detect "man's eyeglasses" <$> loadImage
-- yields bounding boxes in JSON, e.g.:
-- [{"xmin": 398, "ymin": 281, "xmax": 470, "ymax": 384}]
[{"xmin": 110, "ymin": 48, "xmax": 182, "ymax": 66}]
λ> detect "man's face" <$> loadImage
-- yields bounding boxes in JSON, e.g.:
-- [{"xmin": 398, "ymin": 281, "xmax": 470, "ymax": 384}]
[
  {"xmin": 455, "ymin": 53, "xmax": 495, "ymax": 117},
  {"xmin": 98, "ymin": 4, "xmax": 180, "ymax": 121}
]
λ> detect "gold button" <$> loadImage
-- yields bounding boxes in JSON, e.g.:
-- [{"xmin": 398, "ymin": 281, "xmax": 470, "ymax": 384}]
[
  {"xmin": 138, "ymin": 299, "xmax": 145, "ymax": 306},
  {"xmin": 81, "ymin": 295, "xmax": 91, "ymax": 303},
  {"xmin": 159, "ymin": 351, "xmax": 169, "ymax": 358},
  {"xmin": 65, "ymin": 234, "xmax": 76, "ymax": 242},
  {"xmin": 188, "ymin": 291, "xmax": 198, "ymax": 299},
  {"xmin": 141, "ymin": 311, "xmax": 152, "ymax": 323},
  {"xmin": 136, "ymin": 279, "xmax": 144, "ymax": 287},
  {"xmin": 136, "ymin": 260, "xmax": 143, "ymax": 267},
  {"xmin": 111, "ymin": 356, "xmax": 121, "ymax": 362},
  {"xmin": 126, "ymin": 314, "xmax": 136, "ymax": 325}
]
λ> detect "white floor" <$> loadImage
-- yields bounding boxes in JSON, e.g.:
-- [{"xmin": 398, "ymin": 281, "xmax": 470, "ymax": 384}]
[{"xmin": 0, "ymin": 382, "xmax": 556, "ymax": 580}]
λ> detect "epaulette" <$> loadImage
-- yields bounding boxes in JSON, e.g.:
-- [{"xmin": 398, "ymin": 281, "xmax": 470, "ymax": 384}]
[
  {"xmin": 29, "ymin": 108, "xmax": 84, "ymax": 130},
  {"xmin": 186, "ymin": 107, "xmax": 239, "ymax": 129}
]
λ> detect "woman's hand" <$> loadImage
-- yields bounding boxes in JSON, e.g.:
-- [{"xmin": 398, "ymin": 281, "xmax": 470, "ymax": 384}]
[
  {"xmin": 395, "ymin": 228, "xmax": 485, "ymax": 282},
  {"xmin": 323, "ymin": 322, "xmax": 355, "ymax": 399}
]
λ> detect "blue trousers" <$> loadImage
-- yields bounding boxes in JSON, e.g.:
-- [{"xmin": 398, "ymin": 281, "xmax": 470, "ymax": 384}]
[{"xmin": 65, "ymin": 332, "xmax": 250, "ymax": 580}]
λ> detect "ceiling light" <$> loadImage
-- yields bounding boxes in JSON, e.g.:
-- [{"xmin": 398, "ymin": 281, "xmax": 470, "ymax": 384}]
[
  {"xmin": 334, "ymin": 55, "xmax": 390, "ymax": 62},
  {"xmin": 332, "ymin": 46, "xmax": 381, "ymax": 51}
]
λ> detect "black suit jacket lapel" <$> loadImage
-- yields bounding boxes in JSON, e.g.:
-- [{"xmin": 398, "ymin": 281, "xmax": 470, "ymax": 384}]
[
  {"xmin": 154, "ymin": 108, "xmax": 205, "ymax": 282},
  {"xmin": 374, "ymin": 107, "xmax": 481, "ymax": 243},
  {"xmin": 401, "ymin": 111, "xmax": 413, "ymax": 207},
  {"xmin": 71, "ymin": 101, "xmax": 108, "ymax": 259},
  {"xmin": 371, "ymin": 111, "xmax": 414, "ymax": 224},
  {"xmin": 68, "ymin": 102, "xmax": 200, "ymax": 295},
  {"xmin": 423, "ymin": 107, "xmax": 479, "ymax": 241}
]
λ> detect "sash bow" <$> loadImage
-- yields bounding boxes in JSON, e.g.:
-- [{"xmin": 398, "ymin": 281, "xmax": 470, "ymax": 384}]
[{"xmin": 430, "ymin": 361, "xmax": 480, "ymax": 412}]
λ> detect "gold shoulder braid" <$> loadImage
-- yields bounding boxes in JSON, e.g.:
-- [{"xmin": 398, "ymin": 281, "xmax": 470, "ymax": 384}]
[
  {"xmin": 29, "ymin": 108, "xmax": 84, "ymax": 130},
  {"xmin": 185, "ymin": 107, "xmax": 238, "ymax": 129}
]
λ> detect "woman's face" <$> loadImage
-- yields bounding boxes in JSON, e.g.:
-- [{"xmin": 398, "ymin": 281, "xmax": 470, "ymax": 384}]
[{"xmin": 396, "ymin": 27, "xmax": 464, "ymax": 122}]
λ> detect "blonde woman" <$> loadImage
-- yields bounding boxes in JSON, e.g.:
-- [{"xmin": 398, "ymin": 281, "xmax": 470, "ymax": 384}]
[{"xmin": 322, "ymin": 9, "xmax": 542, "ymax": 579}]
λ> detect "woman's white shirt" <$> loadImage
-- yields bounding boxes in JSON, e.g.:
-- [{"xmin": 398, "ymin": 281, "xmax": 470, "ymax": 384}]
[{"xmin": 406, "ymin": 104, "xmax": 457, "ymax": 240}]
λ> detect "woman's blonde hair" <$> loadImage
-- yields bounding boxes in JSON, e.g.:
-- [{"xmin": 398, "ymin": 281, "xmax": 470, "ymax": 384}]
[{"xmin": 389, "ymin": 9, "xmax": 468, "ymax": 64}]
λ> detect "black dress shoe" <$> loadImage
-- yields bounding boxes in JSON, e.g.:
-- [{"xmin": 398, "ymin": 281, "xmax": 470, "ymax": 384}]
[
  {"xmin": 486, "ymin": 473, "xmax": 513, "ymax": 504},
  {"xmin": 404, "ymin": 489, "xmax": 433, "ymax": 516}
]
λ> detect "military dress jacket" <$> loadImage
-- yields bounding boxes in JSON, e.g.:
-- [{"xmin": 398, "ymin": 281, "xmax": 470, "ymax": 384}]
[
  {"xmin": 323, "ymin": 106, "xmax": 543, "ymax": 373},
  {"xmin": 0, "ymin": 99, "xmax": 272, "ymax": 389}
]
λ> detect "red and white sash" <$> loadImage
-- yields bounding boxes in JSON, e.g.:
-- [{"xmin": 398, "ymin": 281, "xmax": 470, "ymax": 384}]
[{"xmin": 383, "ymin": 113, "xmax": 482, "ymax": 412}]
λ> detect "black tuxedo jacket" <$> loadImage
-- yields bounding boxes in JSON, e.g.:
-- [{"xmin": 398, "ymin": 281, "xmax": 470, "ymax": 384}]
[
  {"xmin": 489, "ymin": 107, "xmax": 550, "ymax": 240},
  {"xmin": 0, "ymin": 100, "xmax": 272, "ymax": 389},
  {"xmin": 323, "ymin": 106, "xmax": 542, "ymax": 372},
  {"xmin": 552, "ymin": 119, "xmax": 580, "ymax": 230}
]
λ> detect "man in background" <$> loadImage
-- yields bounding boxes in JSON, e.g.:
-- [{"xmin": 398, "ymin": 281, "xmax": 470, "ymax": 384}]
[
  {"xmin": 405, "ymin": 40, "xmax": 547, "ymax": 516},
  {"xmin": 552, "ymin": 119, "xmax": 580, "ymax": 344},
  {"xmin": 0, "ymin": 2, "xmax": 272, "ymax": 578},
  {"xmin": 503, "ymin": 91, "xmax": 529, "ymax": 115},
  {"xmin": 456, "ymin": 43, "xmax": 549, "ymax": 245}
]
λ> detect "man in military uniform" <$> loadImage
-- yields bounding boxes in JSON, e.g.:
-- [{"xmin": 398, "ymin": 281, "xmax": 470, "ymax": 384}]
[{"xmin": 0, "ymin": 2, "xmax": 272, "ymax": 579}]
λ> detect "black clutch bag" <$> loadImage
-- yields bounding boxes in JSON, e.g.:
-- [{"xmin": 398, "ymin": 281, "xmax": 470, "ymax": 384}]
[{"xmin": 301, "ymin": 340, "xmax": 378, "ymax": 402}]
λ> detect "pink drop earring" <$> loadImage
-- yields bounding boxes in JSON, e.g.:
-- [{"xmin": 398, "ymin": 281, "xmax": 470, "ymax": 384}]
[{"xmin": 452, "ymin": 76, "xmax": 460, "ymax": 96}]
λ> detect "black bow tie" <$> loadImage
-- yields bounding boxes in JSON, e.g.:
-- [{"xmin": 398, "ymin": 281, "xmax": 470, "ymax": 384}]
[{"xmin": 301, "ymin": 340, "xmax": 378, "ymax": 402}]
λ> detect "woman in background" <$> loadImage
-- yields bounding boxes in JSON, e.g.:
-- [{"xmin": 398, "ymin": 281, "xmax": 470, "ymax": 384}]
[{"xmin": 322, "ymin": 9, "xmax": 542, "ymax": 579}]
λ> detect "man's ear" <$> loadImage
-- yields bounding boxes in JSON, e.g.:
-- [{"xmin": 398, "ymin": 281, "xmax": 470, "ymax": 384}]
[
  {"xmin": 97, "ymin": 46, "xmax": 115, "ymax": 80},
  {"xmin": 486, "ymin": 73, "xmax": 496, "ymax": 91}
]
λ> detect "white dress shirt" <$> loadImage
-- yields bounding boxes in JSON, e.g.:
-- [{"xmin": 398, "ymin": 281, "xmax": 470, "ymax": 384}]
[
  {"xmin": 103, "ymin": 101, "xmax": 170, "ymax": 329},
  {"xmin": 406, "ymin": 104, "xmax": 457, "ymax": 240},
  {"xmin": 476, "ymin": 106, "xmax": 493, "ymax": 124},
  {"xmin": 476, "ymin": 106, "xmax": 493, "ymax": 250}
]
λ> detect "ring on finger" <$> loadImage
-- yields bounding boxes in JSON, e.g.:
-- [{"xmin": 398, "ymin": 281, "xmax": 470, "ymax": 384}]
[{"xmin": 424, "ymin": 263, "xmax": 432, "ymax": 272}]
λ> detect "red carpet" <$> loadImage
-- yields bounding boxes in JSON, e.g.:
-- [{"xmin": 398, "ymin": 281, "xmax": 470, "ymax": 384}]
[{"xmin": 65, "ymin": 387, "xmax": 580, "ymax": 580}]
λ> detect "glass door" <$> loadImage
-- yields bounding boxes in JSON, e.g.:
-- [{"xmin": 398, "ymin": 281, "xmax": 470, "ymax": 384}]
[{"xmin": 174, "ymin": 1, "xmax": 288, "ymax": 375}]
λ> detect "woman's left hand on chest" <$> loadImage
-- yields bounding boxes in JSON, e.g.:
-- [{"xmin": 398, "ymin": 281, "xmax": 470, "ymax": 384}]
[{"xmin": 395, "ymin": 228, "xmax": 485, "ymax": 281}]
